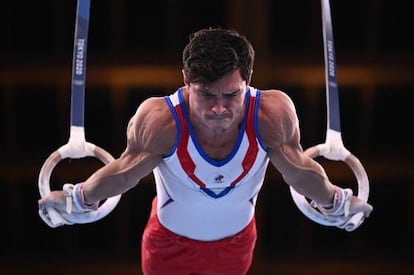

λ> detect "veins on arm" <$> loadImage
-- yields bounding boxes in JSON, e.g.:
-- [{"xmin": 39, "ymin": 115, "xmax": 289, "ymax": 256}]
[
  {"xmin": 82, "ymin": 97, "xmax": 176, "ymax": 202},
  {"xmin": 260, "ymin": 90, "xmax": 335, "ymax": 204}
]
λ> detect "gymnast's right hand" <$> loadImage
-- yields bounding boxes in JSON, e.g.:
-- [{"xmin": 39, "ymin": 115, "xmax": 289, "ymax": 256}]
[
  {"xmin": 38, "ymin": 189, "xmax": 74, "ymax": 228},
  {"xmin": 38, "ymin": 183, "xmax": 99, "ymax": 228},
  {"xmin": 39, "ymin": 183, "xmax": 98, "ymax": 215}
]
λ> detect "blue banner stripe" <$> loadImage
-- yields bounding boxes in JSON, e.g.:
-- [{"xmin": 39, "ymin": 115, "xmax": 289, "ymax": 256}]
[
  {"xmin": 322, "ymin": 0, "xmax": 341, "ymax": 132},
  {"xmin": 71, "ymin": 0, "xmax": 91, "ymax": 127},
  {"xmin": 78, "ymin": 0, "xmax": 91, "ymax": 20}
]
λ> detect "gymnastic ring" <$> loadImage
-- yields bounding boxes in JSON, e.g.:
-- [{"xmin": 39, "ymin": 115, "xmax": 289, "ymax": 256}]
[
  {"xmin": 38, "ymin": 143, "xmax": 121, "ymax": 224},
  {"xmin": 289, "ymin": 144, "xmax": 369, "ymax": 231}
]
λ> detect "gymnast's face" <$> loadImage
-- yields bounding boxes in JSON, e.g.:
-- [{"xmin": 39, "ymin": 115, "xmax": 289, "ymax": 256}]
[{"xmin": 185, "ymin": 69, "xmax": 247, "ymax": 134}]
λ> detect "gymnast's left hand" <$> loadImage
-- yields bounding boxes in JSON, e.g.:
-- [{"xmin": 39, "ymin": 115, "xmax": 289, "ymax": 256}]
[
  {"xmin": 349, "ymin": 195, "xmax": 373, "ymax": 218},
  {"xmin": 38, "ymin": 190, "xmax": 67, "ymax": 214}
]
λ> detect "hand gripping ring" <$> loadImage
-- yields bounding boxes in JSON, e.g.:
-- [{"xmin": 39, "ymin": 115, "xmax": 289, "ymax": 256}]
[
  {"xmin": 38, "ymin": 142, "xmax": 121, "ymax": 226},
  {"xmin": 289, "ymin": 143, "xmax": 370, "ymax": 231}
]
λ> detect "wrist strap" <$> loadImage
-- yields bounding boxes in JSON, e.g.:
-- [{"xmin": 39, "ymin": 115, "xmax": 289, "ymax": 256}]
[
  {"xmin": 316, "ymin": 186, "xmax": 352, "ymax": 216},
  {"xmin": 63, "ymin": 183, "xmax": 98, "ymax": 214}
]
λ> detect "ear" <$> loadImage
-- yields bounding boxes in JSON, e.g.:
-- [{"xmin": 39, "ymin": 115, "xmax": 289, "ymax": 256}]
[
  {"xmin": 246, "ymin": 70, "xmax": 253, "ymax": 86},
  {"xmin": 182, "ymin": 69, "xmax": 189, "ymax": 87}
]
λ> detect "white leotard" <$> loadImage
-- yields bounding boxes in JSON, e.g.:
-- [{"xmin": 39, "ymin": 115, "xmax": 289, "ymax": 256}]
[{"xmin": 153, "ymin": 87, "xmax": 269, "ymax": 241}]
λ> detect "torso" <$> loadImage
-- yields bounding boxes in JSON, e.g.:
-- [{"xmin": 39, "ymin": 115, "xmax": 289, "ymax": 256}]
[{"xmin": 152, "ymin": 87, "xmax": 270, "ymax": 241}]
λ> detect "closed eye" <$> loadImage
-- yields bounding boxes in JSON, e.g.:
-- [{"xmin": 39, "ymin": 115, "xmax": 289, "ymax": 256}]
[
  {"xmin": 201, "ymin": 91, "xmax": 215, "ymax": 97},
  {"xmin": 199, "ymin": 89, "xmax": 241, "ymax": 98},
  {"xmin": 225, "ymin": 90, "xmax": 241, "ymax": 97}
]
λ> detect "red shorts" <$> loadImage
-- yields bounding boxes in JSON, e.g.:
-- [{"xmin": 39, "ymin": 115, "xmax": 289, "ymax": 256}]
[{"xmin": 141, "ymin": 197, "xmax": 257, "ymax": 275}]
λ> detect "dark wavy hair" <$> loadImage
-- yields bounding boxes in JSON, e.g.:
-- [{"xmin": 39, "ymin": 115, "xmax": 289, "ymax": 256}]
[{"xmin": 182, "ymin": 28, "xmax": 255, "ymax": 84}]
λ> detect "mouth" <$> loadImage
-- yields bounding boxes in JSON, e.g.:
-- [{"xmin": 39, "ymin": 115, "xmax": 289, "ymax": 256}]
[{"xmin": 205, "ymin": 114, "xmax": 232, "ymax": 120}]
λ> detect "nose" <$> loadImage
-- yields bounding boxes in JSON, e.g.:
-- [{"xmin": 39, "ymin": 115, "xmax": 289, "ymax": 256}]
[{"xmin": 211, "ymin": 98, "xmax": 226, "ymax": 114}]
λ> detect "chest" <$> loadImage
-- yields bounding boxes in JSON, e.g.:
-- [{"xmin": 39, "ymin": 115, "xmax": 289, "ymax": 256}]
[
  {"xmin": 197, "ymin": 134, "xmax": 239, "ymax": 161},
  {"xmin": 158, "ymin": 128, "xmax": 269, "ymax": 201},
  {"xmin": 177, "ymin": 131, "xmax": 261, "ymax": 189}
]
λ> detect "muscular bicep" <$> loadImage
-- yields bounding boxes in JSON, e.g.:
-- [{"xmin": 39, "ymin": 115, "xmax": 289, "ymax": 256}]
[
  {"xmin": 115, "ymin": 97, "xmax": 176, "ymax": 182},
  {"xmin": 115, "ymin": 116, "xmax": 166, "ymax": 185}
]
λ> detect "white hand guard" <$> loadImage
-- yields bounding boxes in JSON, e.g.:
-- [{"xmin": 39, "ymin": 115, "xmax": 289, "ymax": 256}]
[
  {"xmin": 38, "ymin": 207, "xmax": 74, "ymax": 228},
  {"xmin": 63, "ymin": 183, "xmax": 99, "ymax": 214}
]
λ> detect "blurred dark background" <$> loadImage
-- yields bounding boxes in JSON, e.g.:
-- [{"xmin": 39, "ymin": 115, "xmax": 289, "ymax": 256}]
[{"xmin": 1, "ymin": 0, "xmax": 413, "ymax": 274}]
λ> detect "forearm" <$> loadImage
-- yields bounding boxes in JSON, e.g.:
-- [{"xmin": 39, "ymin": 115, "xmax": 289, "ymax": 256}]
[
  {"xmin": 283, "ymin": 164, "xmax": 335, "ymax": 205},
  {"xmin": 269, "ymin": 145, "xmax": 336, "ymax": 205},
  {"xmin": 80, "ymin": 159, "xmax": 141, "ymax": 204},
  {"xmin": 80, "ymin": 150, "xmax": 162, "ymax": 204}
]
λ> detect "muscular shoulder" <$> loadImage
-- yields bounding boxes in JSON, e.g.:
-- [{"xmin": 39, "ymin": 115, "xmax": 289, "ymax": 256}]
[
  {"xmin": 127, "ymin": 97, "xmax": 176, "ymax": 155},
  {"xmin": 257, "ymin": 89, "xmax": 299, "ymax": 148}
]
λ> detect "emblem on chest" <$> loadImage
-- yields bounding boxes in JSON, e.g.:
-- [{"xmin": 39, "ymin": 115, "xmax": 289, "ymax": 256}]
[{"xmin": 206, "ymin": 171, "xmax": 227, "ymax": 185}]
